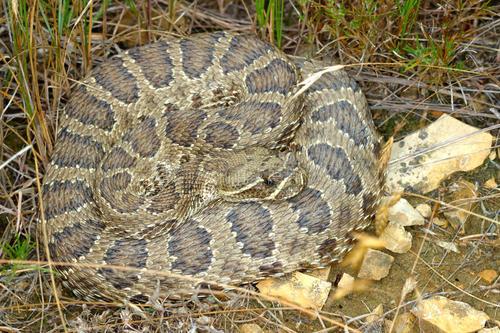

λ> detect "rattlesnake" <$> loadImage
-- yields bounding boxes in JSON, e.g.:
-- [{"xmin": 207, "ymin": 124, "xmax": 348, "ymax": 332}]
[{"xmin": 40, "ymin": 31, "xmax": 386, "ymax": 301}]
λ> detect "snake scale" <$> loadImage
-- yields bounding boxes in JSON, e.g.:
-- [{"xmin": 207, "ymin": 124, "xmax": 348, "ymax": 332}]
[{"xmin": 40, "ymin": 31, "xmax": 386, "ymax": 301}]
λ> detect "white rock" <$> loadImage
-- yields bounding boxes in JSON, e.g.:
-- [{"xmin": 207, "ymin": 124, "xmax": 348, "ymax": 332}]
[
  {"xmin": 415, "ymin": 203, "xmax": 432, "ymax": 218},
  {"xmin": 380, "ymin": 222, "xmax": 412, "ymax": 253},
  {"xmin": 389, "ymin": 198, "xmax": 425, "ymax": 226},
  {"xmin": 412, "ymin": 295, "xmax": 489, "ymax": 333},
  {"xmin": 387, "ymin": 114, "xmax": 493, "ymax": 193}
]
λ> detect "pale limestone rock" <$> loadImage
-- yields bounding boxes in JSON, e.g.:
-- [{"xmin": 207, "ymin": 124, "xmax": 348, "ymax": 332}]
[
  {"xmin": 412, "ymin": 296, "xmax": 489, "ymax": 333},
  {"xmin": 484, "ymin": 177, "xmax": 498, "ymax": 189},
  {"xmin": 385, "ymin": 312, "xmax": 418, "ymax": 333},
  {"xmin": 444, "ymin": 210, "xmax": 467, "ymax": 231},
  {"xmin": 387, "ymin": 114, "xmax": 493, "ymax": 193},
  {"xmin": 432, "ymin": 217, "xmax": 448, "ymax": 227},
  {"xmin": 415, "ymin": 203, "xmax": 432, "ymax": 218},
  {"xmin": 241, "ymin": 323, "xmax": 263, "ymax": 333},
  {"xmin": 358, "ymin": 249, "xmax": 394, "ymax": 280},
  {"xmin": 365, "ymin": 303, "xmax": 384, "ymax": 323},
  {"xmin": 443, "ymin": 180, "xmax": 476, "ymax": 232},
  {"xmin": 435, "ymin": 240, "xmax": 459, "ymax": 253},
  {"xmin": 389, "ymin": 198, "xmax": 425, "ymax": 226},
  {"xmin": 380, "ymin": 222, "xmax": 412, "ymax": 253},
  {"xmin": 477, "ymin": 269, "xmax": 498, "ymax": 285},
  {"xmin": 256, "ymin": 271, "xmax": 331, "ymax": 310},
  {"xmin": 333, "ymin": 273, "xmax": 358, "ymax": 299},
  {"xmin": 337, "ymin": 273, "xmax": 355, "ymax": 290},
  {"xmin": 365, "ymin": 304, "xmax": 385, "ymax": 332}
]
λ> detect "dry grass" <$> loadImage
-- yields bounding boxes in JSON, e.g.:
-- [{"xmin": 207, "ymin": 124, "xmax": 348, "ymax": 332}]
[{"xmin": 0, "ymin": 0, "xmax": 499, "ymax": 331}]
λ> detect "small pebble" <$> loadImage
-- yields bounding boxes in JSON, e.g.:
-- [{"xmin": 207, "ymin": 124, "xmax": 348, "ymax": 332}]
[
  {"xmin": 389, "ymin": 198, "xmax": 425, "ymax": 227},
  {"xmin": 357, "ymin": 249, "xmax": 394, "ymax": 280},
  {"xmin": 415, "ymin": 203, "xmax": 432, "ymax": 218},
  {"xmin": 432, "ymin": 217, "xmax": 448, "ymax": 227},
  {"xmin": 380, "ymin": 222, "xmax": 412, "ymax": 253},
  {"xmin": 337, "ymin": 273, "xmax": 355, "ymax": 290},
  {"xmin": 435, "ymin": 240, "xmax": 459, "ymax": 253},
  {"xmin": 241, "ymin": 323, "xmax": 263, "ymax": 333},
  {"xmin": 484, "ymin": 177, "xmax": 498, "ymax": 189},
  {"xmin": 477, "ymin": 269, "xmax": 498, "ymax": 285}
]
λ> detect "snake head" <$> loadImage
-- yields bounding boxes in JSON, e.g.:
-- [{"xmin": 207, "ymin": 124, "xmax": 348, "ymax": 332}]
[{"xmin": 218, "ymin": 149, "xmax": 307, "ymax": 202}]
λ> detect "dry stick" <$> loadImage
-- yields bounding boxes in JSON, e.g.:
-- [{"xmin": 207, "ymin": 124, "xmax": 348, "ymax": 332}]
[
  {"xmin": 0, "ymin": 300, "xmax": 302, "ymax": 327},
  {"xmin": 360, "ymin": 72, "xmax": 500, "ymax": 111},
  {"xmin": 63, "ymin": 308, "xmax": 296, "ymax": 333},
  {"xmin": 367, "ymin": 62, "xmax": 499, "ymax": 128},
  {"xmin": 407, "ymin": 192, "xmax": 500, "ymax": 226},
  {"xmin": 459, "ymin": 233, "xmax": 498, "ymax": 241},
  {"xmin": 87, "ymin": 1, "xmax": 93, "ymax": 70},
  {"xmin": 34, "ymin": 303, "xmax": 299, "ymax": 332},
  {"xmin": 0, "ymin": 301, "xmax": 123, "ymax": 312},
  {"xmin": 0, "ymin": 145, "xmax": 32, "ymax": 171},
  {"xmin": 390, "ymin": 144, "xmax": 500, "ymax": 173},
  {"xmin": 253, "ymin": 299, "xmax": 296, "ymax": 333},
  {"xmin": 291, "ymin": 65, "xmax": 346, "ymax": 101},
  {"xmin": 292, "ymin": 60, "xmax": 494, "ymax": 103},
  {"xmin": 147, "ymin": 0, "xmax": 152, "ymax": 42},
  {"xmin": 0, "ymin": 259, "xmax": 361, "ymax": 333},
  {"xmin": 411, "ymin": 249, "xmax": 500, "ymax": 308}
]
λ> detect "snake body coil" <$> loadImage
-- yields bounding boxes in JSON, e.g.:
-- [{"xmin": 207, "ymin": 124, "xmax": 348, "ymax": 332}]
[{"xmin": 41, "ymin": 32, "xmax": 385, "ymax": 301}]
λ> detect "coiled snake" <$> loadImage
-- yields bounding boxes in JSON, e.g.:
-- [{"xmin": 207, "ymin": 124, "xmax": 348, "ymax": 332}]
[{"xmin": 41, "ymin": 31, "xmax": 385, "ymax": 301}]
